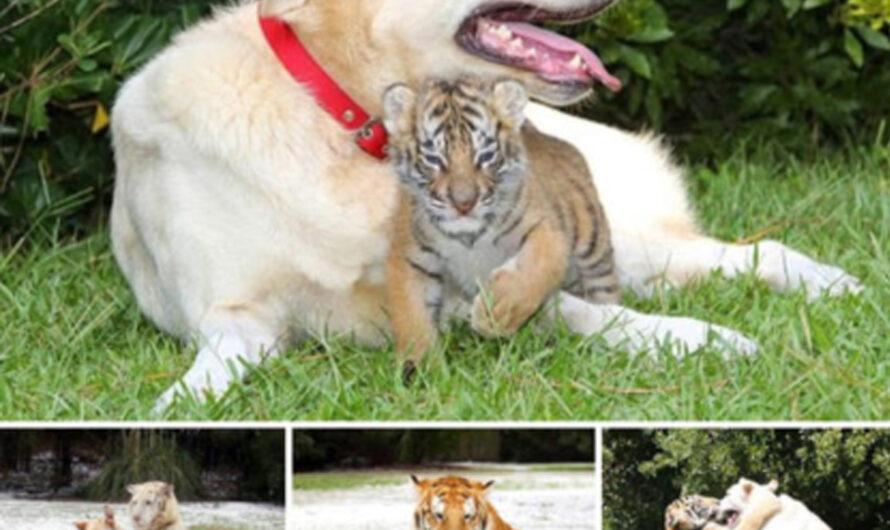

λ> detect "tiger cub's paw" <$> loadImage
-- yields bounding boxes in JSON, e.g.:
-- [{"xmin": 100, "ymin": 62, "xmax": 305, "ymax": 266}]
[{"xmin": 470, "ymin": 269, "xmax": 538, "ymax": 338}]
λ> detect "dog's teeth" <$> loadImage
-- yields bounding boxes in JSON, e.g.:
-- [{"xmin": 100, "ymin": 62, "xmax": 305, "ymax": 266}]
[
  {"xmin": 568, "ymin": 54, "xmax": 584, "ymax": 69},
  {"xmin": 494, "ymin": 24, "xmax": 512, "ymax": 39},
  {"xmin": 509, "ymin": 38, "xmax": 524, "ymax": 49}
]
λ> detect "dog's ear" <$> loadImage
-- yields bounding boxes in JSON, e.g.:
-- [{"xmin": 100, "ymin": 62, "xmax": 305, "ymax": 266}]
[
  {"xmin": 767, "ymin": 479, "xmax": 779, "ymax": 492},
  {"xmin": 162, "ymin": 483, "xmax": 175, "ymax": 498},
  {"xmin": 126, "ymin": 484, "xmax": 138, "ymax": 495},
  {"xmin": 382, "ymin": 84, "xmax": 416, "ymax": 135},
  {"xmin": 491, "ymin": 79, "xmax": 528, "ymax": 130},
  {"xmin": 740, "ymin": 478, "xmax": 755, "ymax": 497},
  {"xmin": 482, "ymin": 479, "xmax": 495, "ymax": 490},
  {"xmin": 74, "ymin": 522, "xmax": 88, "ymax": 530}
]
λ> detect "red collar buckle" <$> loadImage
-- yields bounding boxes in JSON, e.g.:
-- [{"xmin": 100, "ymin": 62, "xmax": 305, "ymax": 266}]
[
  {"xmin": 258, "ymin": 13, "xmax": 389, "ymax": 160},
  {"xmin": 356, "ymin": 119, "xmax": 388, "ymax": 160}
]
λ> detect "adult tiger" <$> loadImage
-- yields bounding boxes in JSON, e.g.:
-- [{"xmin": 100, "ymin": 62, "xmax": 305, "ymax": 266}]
[{"xmin": 412, "ymin": 475, "xmax": 514, "ymax": 530}]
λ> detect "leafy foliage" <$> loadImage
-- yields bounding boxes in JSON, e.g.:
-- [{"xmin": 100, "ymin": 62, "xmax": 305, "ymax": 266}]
[
  {"xmin": 1, "ymin": 0, "xmax": 888, "ymax": 239},
  {"xmin": 604, "ymin": 429, "xmax": 890, "ymax": 530},
  {"xmin": 0, "ymin": 0, "xmax": 215, "ymax": 241},
  {"xmin": 567, "ymin": 0, "xmax": 890, "ymax": 158}
]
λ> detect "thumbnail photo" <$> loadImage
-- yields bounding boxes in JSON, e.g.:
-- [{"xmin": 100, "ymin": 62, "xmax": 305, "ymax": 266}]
[
  {"xmin": 292, "ymin": 428, "xmax": 596, "ymax": 529},
  {"xmin": 0, "ymin": 429, "xmax": 285, "ymax": 529},
  {"xmin": 604, "ymin": 428, "xmax": 890, "ymax": 530}
]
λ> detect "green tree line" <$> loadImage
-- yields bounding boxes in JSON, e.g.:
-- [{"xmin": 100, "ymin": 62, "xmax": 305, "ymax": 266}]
[
  {"xmin": 294, "ymin": 429, "xmax": 594, "ymax": 470},
  {"xmin": 0, "ymin": 429, "xmax": 285, "ymax": 503}
]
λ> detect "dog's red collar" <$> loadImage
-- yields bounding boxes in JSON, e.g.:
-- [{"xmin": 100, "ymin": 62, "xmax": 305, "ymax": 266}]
[{"xmin": 258, "ymin": 15, "xmax": 388, "ymax": 159}]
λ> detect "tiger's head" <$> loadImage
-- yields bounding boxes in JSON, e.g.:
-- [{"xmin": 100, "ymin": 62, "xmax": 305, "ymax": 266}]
[
  {"xmin": 383, "ymin": 77, "xmax": 529, "ymax": 240},
  {"xmin": 665, "ymin": 495, "xmax": 720, "ymax": 530},
  {"xmin": 411, "ymin": 475, "xmax": 496, "ymax": 530},
  {"xmin": 127, "ymin": 481, "xmax": 180, "ymax": 530}
]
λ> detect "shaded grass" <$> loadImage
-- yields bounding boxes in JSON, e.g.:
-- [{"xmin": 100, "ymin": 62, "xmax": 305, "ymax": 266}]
[{"xmin": 0, "ymin": 144, "xmax": 887, "ymax": 420}]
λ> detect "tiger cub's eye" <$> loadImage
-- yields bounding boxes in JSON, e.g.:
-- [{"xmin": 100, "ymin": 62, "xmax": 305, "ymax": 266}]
[{"xmin": 476, "ymin": 150, "xmax": 495, "ymax": 167}]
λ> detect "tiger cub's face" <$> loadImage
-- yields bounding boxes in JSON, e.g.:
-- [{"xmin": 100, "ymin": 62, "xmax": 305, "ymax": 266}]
[
  {"xmin": 411, "ymin": 475, "xmax": 494, "ymax": 530},
  {"xmin": 665, "ymin": 495, "xmax": 720, "ymax": 530},
  {"xmin": 383, "ymin": 77, "xmax": 528, "ymax": 238}
]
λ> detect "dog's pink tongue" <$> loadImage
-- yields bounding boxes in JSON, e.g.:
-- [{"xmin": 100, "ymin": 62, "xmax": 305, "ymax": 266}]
[{"xmin": 505, "ymin": 22, "xmax": 622, "ymax": 92}]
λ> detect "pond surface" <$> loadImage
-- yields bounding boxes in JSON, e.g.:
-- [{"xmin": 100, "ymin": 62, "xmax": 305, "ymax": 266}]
[{"xmin": 0, "ymin": 496, "xmax": 284, "ymax": 529}]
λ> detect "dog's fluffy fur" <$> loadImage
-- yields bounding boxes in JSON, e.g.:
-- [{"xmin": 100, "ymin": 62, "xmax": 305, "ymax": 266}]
[
  {"xmin": 718, "ymin": 478, "xmax": 831, "ymax": 530},
  {"xmin": 110, "ymin": 0, "xmax": 862, "ymax": 408}
]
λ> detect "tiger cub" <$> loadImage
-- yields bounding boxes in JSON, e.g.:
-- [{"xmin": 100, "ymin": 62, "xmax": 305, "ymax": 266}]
[
  {"xmin": 411, "ymin": 475, "xmax": 514, "ymax": 530},
  {"xmin": 665, "ymin": 495, "xmax": 721, "ymax": 530},
  {"xmin": 383, "ymin": 77, "xmax": 618, "ymax": 378}
]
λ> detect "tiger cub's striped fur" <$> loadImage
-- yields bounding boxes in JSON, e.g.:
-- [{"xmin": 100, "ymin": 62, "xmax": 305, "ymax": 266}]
[
  {"xmin": 665, "ymin": 495, "xmax": 721, "ymax": 530},
  {"xmin": 383, "ymin": 77, "xmax": 618, "ymax": 376},
  {"xmin": 412, "ymin": 475, "xmax": 514, "ymax": 530}
]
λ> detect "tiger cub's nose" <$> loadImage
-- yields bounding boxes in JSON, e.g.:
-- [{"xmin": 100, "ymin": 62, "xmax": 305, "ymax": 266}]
[{"xmin": 450, "ymin": 188, "xmax": 478, "ymax": 215}]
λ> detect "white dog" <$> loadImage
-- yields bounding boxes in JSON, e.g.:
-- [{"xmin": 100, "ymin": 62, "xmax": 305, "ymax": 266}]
[
  {"xmin": 110, "ymin": 0, "xmax": 862, "ymax": 409},
  {"xmin": 717, "ymin": 478, "xmax": 831, "ymax": 530}
]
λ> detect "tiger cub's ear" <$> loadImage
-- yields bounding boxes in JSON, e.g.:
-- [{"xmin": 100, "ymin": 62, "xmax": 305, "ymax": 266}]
[
  {"xmin": 490, "ymin": 79, "xmax": 527, "ymax": 130},
  {"xmin": 382, "ymin": 84, "xmax": 417, "ymax": 135}
]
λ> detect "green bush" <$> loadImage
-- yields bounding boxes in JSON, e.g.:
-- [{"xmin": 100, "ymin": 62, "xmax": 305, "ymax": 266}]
[
  {"xmin": 604, "ymin": 429, "xmax": 890, "ymax": 530},
  {"xmin": 88, "ymin": 430, "xmax": 203, "ymax": 501},
  {"xmin": 0, "ymin": 0, "xmax": 217, "ymax": 242},
  {"xmin": 1, "ymin": 0, "xmax": 888, "ymax": 240},
  {"xmin": 566, "ymin": 0, "xmax": 890, "ymax": 158}
]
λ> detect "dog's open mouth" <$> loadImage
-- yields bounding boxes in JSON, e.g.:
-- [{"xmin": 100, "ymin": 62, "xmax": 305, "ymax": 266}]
[
  {"xmin": 456, "ymin": 1, "xmax": 622, "ymax": 92},
  {"xmin": 725, "ymin": 510, "xmax": 740, "ymax": 528}
]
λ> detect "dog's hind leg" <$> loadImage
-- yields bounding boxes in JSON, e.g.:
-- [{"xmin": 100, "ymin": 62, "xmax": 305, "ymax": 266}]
[
  {"xmin": 153, "ymin": 303, "xmax": 286, "ymax": 414},
  {"xmin": 616, "ymin": 233, "xmax": 863, "ymax": 301},
  {"xmin": 542, "ymin": 292, "xmax": 759, "ymax": 358}
]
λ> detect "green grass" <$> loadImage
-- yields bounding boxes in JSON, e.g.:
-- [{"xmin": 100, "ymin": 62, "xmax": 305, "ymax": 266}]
[
  {"xmin": 0, "ymin": 144, "xmax": 888, "ymax": 420},
  {"xmin": 293, "ymin": 471, "xmax": 407, "ymax": 491}
]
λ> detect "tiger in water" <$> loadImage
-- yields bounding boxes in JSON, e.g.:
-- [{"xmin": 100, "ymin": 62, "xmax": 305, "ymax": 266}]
[
  {"xmin": 412, "ymin": 475, "xmax": 515, "ymax": 530},
  {"xmin": 383, "ymin": 77, "xmax": 618, "ymax": 380}
]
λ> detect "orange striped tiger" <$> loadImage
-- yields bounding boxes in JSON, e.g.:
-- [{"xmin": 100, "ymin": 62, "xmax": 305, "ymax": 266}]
[
  {"xmin": 665, "ymin": 495, "xmax": 721, "ymax": 530},
  {"xmin": 383, "ymin": 77, "xmax": 618, "ymax": 379},
  {"xmin": 412, "ymin": 475, "xmax": 515, "ymax": 530}
]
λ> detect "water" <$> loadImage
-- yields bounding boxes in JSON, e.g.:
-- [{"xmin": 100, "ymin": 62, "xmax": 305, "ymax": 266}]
[
  {"xmin": 0, "ymin": 497, "xmax": 284, "ymax": 529},
  {"xmin": 292, "ymin": 467, "xmax": 596, "ymax": 530}
]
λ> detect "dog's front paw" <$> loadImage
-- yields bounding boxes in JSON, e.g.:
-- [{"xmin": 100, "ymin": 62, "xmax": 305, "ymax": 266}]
[
  {"xmin": 152, "ymin": 370, "xmax": 229, "ymax": 416},
  {"xmin": 152, "ymin": 385, "xmax": 184, "ymax": 416}
]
